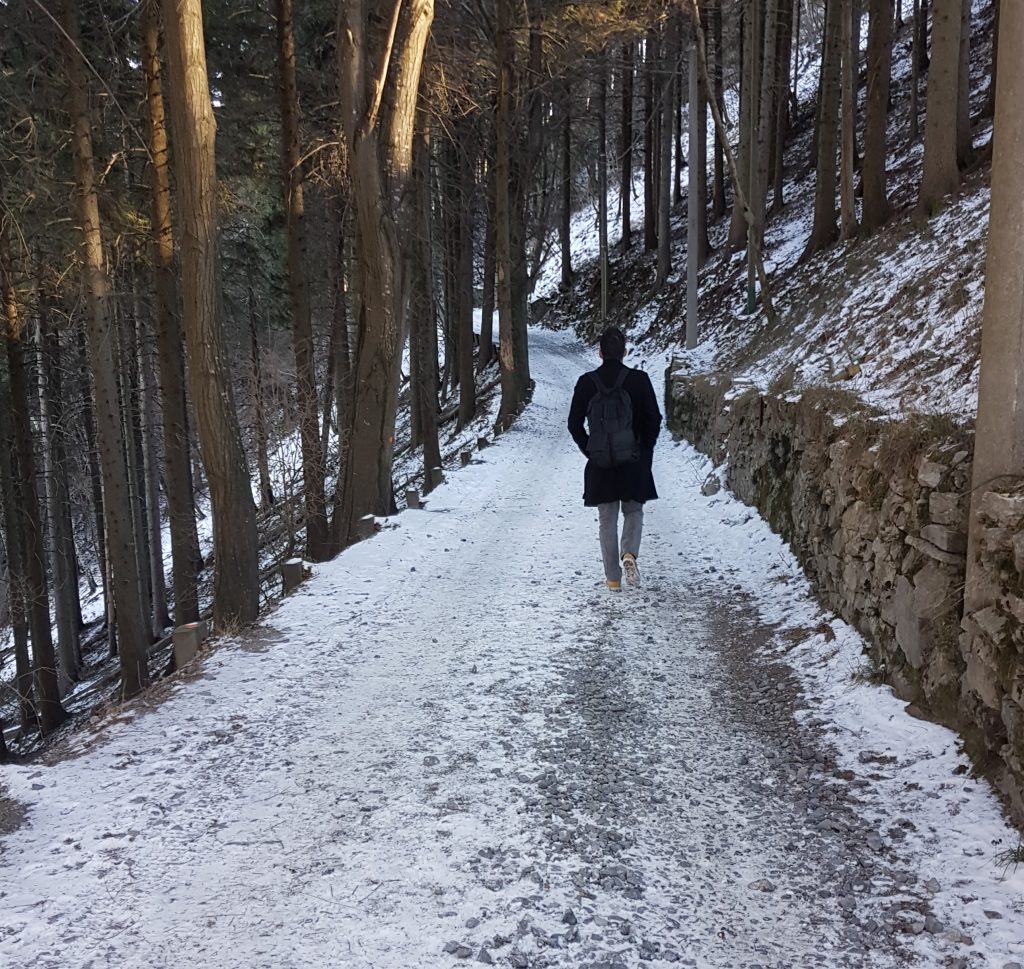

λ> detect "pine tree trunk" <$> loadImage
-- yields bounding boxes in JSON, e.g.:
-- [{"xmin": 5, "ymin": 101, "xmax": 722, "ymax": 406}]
[
  {"xmin": 74, "ymin": 324, "xmax": 109, "ymax": 639},
  {"xmin": 141, "ymin": 0, "xmax": 200, "ymax": 627},
  {"xmin": 840, "ymin": 0, "xmax": 860, "ymax": 239},
  {"xmin": 138, "ymin": 319, "xmax": 170, "ymax": 638},
  {"xmin": 656, "ymin": 21, "xmax": 676, "ymax": 289},
  {"xmin": 712, "ymin": 0, "xmax": 727, "ymax": 218},
  {"xmin": 918, "ymin": 0, "xmax": 931, "ymax": 70},
  {"xmin": 0, "ymin": 354, "xmax": 34, "ymax": 731},
  {"xmin": 598, "ymin": 54, "xmax": 610, "ymax": 320},
  {"xmin": 277, "ymin": 0, "xmax": 328, "ymax": 561},
  {"xmin": 802, "ymin": 0, "xmax": 844, "ymax": 259},
  {"xmin": 248, "ymin": 293, "xmax": 275, "ymax": 512},
  {"xmin": 456, "ymin": 127, "xmax": 476, "ymax": 429},
  {"xmin": 910, "ymin": 0, "xmax": 922, "ymax": 139},
  {"xmin": 621, "ymin": 43, "xmax": 634, "ymax": 251},
  {"xmin": 479, "ymin": 165, "xmax": 496, "ymax": 372},
  {"xmin": 697, "ymin": 57, "xmax": 714, "ymax": 263},
  {"xmin": 728, "ymin": 6, "xmax": 754, "ymax": 251},
  {"xmin": 412, "ymin": 118, "xmax": 442, "ymax": 489},
  {"xmin": 335, "ymin": 0, "xmax": 434, "ymax": 541},
  {"xmin": 162, "ymin": 0, "xmax": 261, "ymax": 623},
  {"xmin": 36, "ymin": 294, "xmax": 80, "ymax": 688},
  {"xmin": 2, "ymin": 238, "xmax": 67, "ymax": 730},
  {"xmin": 754, "ymin": 0, "xmax": 781, "ymax": 250},
  {"xmin": 771, "ymin": 0, "xmax": 795, "ymax": 214},
  {"xmin": 966, "ymin": 0, "xmax": 1024, "ymax": 617},
  {"xmin": 687, "ymin": 35, "xmax": 700, "ymax": 351},
  {"xmin": 63, "ymin": 0, "xmax": 151, "ymax": 695},
  {"xmin": 917, "ymin": 0, "xmax": 962, "ymax": 215},
  {"xmin": 955, "ymin": 0, "xmax": 972, "ymax": 169},
  {"xmin": 862, "ymin": 0, "xmax": 894, "ymax": 233},
  {"xmin": 674, "ymin": 45, "xmax": 684, "ymax": 209},
  {"xmin": 560, "ymin": 82, "xmax": 574, "ymax": 287},
  {"xmin": 643, "ymin": 31, "xmax": 659, "ymax": 251}
]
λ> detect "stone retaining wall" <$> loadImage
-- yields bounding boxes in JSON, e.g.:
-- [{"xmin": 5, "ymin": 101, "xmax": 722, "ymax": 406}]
[{"xmin": 667, "ymin": 369, "xmax": 1024, "ymax": 821}]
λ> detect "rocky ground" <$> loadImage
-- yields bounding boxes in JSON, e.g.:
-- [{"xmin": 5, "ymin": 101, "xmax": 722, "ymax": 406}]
[{"xmin": 0, "ymin": 330, "xmax": 1020, "ymax": 969}]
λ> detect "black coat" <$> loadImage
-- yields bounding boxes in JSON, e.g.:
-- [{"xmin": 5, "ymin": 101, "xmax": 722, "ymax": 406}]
[{"xmin": 567, "ymin": 360, "xmax": 663, "ymax": 507}]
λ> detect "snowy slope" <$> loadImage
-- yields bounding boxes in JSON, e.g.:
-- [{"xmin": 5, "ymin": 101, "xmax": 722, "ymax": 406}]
[{"xmin": 1, "ymin": 331, "xmax": 1021, "ymax": 969}]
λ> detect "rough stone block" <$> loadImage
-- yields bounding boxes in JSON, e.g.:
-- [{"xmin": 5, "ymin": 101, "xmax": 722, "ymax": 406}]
[
  {"xmin": 977, "ymin": 491, "xmax": 1024, "ymax": 527},
  {"xmin": 1013, "ymin": 532, "xmax": 1024, "ymax": 575},
  {"xmin": 974, "ymin": 606, "xmax": 1008, "ymax": 643},
  {"xmin": 917, "ymin": 459, "xmax": 947, "ymax": 489},
  {"xmin": 461, "ymin": 451, "xmax": 473, "ymax": 467},
  {"xmin": 282, "ymin": 558, "xmax": 304, "ymax": 595},
  {"xmin": 405, "ymin": 489, "xmax": 422, "ymax": 510},
  {"xmin": 173, "ymin": 621, "xmax": 208, "ymax": 669},
  {"xmin": 893, "ymin": 576, "xmax": 926, "ymax": 670},
  {"xmin": 929, "ymin": 492, "xmax": 965, "ymax": 527},
  {"xmin": 913, "ymin": 561, "xmax": 956, "ymax": 622},
  {"xmin": 905, "ymin": 535, "xmax": 965, "ymax": 567},
  {"xmin": 920, "ymin": 524, "xmax": 967, "ymax": 555},
  {"xmin": 477, "ymin": 437, "xmax": 490, "ymax": 450},
  {"xmin": 963, "ymin": 638, "xmax": 1004, "ymax": 711}
]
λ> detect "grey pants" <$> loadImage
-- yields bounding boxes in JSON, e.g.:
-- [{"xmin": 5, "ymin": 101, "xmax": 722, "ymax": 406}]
[{"xmin": 598, "ymin": 501, "xmax": 644, "ymax": 582}]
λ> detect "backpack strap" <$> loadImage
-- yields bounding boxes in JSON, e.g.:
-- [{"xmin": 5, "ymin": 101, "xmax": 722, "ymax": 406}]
[
  {"xmin": 590, "ymin": 372, "xmax": 610, "ymax": 395},
  {"xmin": 590, "ymin": 368, "xmax": 629, "ymax": 395},
  {"xmin": 612, "ymin": 367, "xmax": 629, "ymax": 390}
]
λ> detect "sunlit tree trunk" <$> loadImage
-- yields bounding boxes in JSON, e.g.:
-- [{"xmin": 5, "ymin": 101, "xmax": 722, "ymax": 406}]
[
  {"xmin": 63, "ymin": 0, "xmax": 150, "ymax": 695},
  {"xmin": 162, "ymin": 0, "xmax": 260, "ymax": 626},
  {"xmin": 862, "ymin": 0, "xmax": 894, "ymax": 233}
]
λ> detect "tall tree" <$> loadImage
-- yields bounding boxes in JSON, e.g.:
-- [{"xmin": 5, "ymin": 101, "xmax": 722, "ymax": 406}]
[
  {"xmin": 917, "ymin": 0, "xmax": 962, "ymax": 215},
  {"xmin": 802, "ymin": 0, "xmax": 844, "ymax": 259},
  {"xmin": 141, "ymin": 0, "xmax": 200, "ymax": 627},
  {"xmin": 620, "ymin": 42, "xmax": 634, "ymax": 251},
  {"xmin": 276, "ymin": 0, "xmax": 329, "ymax": 560},
  {"xmin": 840, "ymin": 0, "xmax": 859, "ymax": 240},
  {"xmin": 656, "ymin": 19, "xmax": 676, "ymax": 290},
  {"xmin": 335, "ymin": 0, "xmax": 434, "ymax": 538},
  {"xmin": 643, "ymin": 30, "xmax": 658, "ymax": 251},
  {"xmin": 560, "ymin": 79, "xmax": 574, "ymax": 285},
  {"xmin": 597, "ymin": 52, "xmax": 610, "ymax": 319},
  {"xmin": 862, "ymin": 0, "xmax": 894, "ymax": 233},
  {"xmin": 456, "ymin": 126, "xmax": 476, "ymax": 428},
  {"xmin": 162, "ymin": 0, "xmax": 260, "ymax": 626},
  {"xmin": 955, "ymin": 0, "xmax": 972, "ymax": 169},
  {"xmin": 63, "ymin": 0, "xmax": 151, "ymax": 695},
  {"xmin": 966, "ymin": 0, "xmax": 1024, "ymax": 615}
]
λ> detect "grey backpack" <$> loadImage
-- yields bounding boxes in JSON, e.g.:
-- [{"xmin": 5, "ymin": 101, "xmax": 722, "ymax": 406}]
[{"xmin": 586, "ymin": 370, "xmax": 641, "ymax": 469}]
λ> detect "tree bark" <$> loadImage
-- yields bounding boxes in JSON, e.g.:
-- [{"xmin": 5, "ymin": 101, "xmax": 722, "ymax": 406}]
[
  {"xmin": 711, "ymin": 0, "xmax": 727, "ymax": 218},
  {"xmin": 657, "ymin": 20, "xmax": 676, "ymax": 290},
  {"xmin": 276, "ymin": 0, "xmax": 328, "ymax": 561},
  {"xmin": 411, "ymin": 118, "xmax": 442, "ymax": 489},
  {"xmin": 621, "ymin": 43, "xmax": 634, "ymax": 251},
  {"xmin": 802, "ymin": 0, "xmax": 844, "ymax": 259},
  {"xmin": 771, "ymin": 0, "xmax": 794, "ymax": 215},
  {"xmin": 598, "ymin": 54, "xmax": 610, "ymax": 319},
  {"xmin": 35, "ymin": 290, "xmax": 81, "ymax": 689},
  {"xmin": 0, "ymin": 347, "xmax": 34, "ymax": 731},
  {"xmin": 910, "ymin": 0, "xmax": 922, "ymax": 139},
  {"xmin": 916, "ymin": 0, "xmax": 962, "ymax": 215},
  {"xmin": 141, "ymin": 0, "xmax": 200, "ymax": 627},
  {"xmin": 479, "ymin": 163, "xmax": 496, "ymax": 371},
  {"xmin": 966, "ymin": 0, "xmax": 1024, "ymax": 616},
  {"xmin": 63, "ymin": 0, "xmax": 150, "ymax": 695},
  {"xmin": 456, "ymin": 126, "xmax": 476, "ymax": 429},
  {"xmin": 840, "ymin": 0, "xmax": 860, "ymax": 240},
  {"xmin": 560, "ymin": 80, "xmax": 574, "ymax": 286},
  {"xmin": 162, "ymin": 0, "xmax": 260, "ymax": 625},
  {"xmin": 2, "ymin": 231, "xmax": 67, "ymax": 730},
  {"xmin": 248, "ymin": 293, "xmax": 275, "ymax": 513},
  {"xmin": 643, "ymin": 30, "xmax": 658, "ymax": 251},
  {"xmin": 334, "ymin": 0, "xmax": 434, "ymax": 542},
  {"xmin": 955, "ymin": 0, "xmax": 972, "ymax": 169},
  {"xmin": 728, "ymin": 6, "xmax": 755, "ymax": 251},
  {"xmin": 862, "ymin": 0, "xmax": 894, "ymax": 233},
  {"xmin": 754, "ymin": 0, "xmax": 781, "ymax": 249},
  {"xmin": 687, "ymin": 34, "xmax": 700, "ymax": 351},
  {"xmin": 697, "ymin": 57, "xmax": 714, "ymax": 263}
]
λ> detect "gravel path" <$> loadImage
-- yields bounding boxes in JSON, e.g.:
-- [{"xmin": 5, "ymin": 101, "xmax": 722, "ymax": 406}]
[{"xmin": 0, "ymin": 330, "xmax": 1020, "ymax": 968}]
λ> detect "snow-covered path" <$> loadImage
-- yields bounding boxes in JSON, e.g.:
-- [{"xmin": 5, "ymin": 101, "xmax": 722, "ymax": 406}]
[{"xmin": 1, "ymin": 330, "xmax": 1022, "ymax": 969}]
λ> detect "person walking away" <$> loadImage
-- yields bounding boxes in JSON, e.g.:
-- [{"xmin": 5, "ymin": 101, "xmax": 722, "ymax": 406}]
[{"xmin": 567, "ymin": 327, "xmax": 662, "ymax": 590}]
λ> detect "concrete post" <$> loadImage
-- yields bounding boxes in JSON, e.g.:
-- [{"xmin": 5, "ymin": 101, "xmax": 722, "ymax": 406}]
[
  {"xmin": 406, "ymin": 488, "xmax": 421, "ymax": 510},
  {"xmin": 282, "ymin": 558, "xmax": 304, "ymax": 595},
  {"xmin": 430, "ymin": 467, "xmax": 445, "ymax": 490},
  {"xmin": 357, "ymin": 514, "xmax": 376, "ymax": 540},
  {"xmin": 172, "ymin": 620, "xmax": 208, "ymax": 669}
]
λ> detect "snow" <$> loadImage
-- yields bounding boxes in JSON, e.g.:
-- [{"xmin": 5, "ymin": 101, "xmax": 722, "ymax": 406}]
[{"xmin": 2, "ymin": 331, "xmax": 1021, "ymax": 968}]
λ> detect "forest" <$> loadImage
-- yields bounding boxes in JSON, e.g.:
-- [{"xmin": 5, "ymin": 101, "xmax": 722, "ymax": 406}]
[{"xmin": 0, "ymin": 0, "xmax": 1018, "ymax": 757}]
